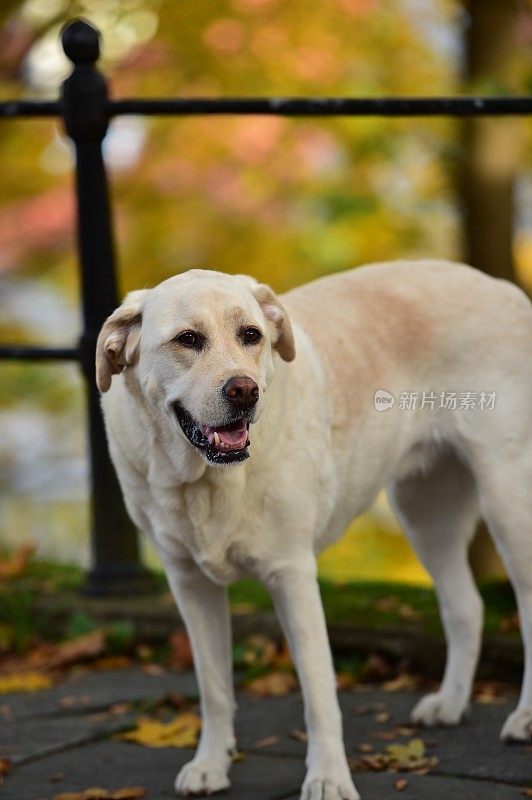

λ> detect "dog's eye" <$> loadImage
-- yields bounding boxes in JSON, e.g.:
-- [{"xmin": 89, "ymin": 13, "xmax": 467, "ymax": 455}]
[
  {"xmin": 241, "ymin": 327, "xmax": 262, "ymax": 345},
  {"xmin": 175, "ymin": 331, "xmax": 201, "ymax": 349}
]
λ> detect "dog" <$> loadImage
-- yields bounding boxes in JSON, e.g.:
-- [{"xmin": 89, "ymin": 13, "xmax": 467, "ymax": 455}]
[{"xmin": 96, "ymin": 260, "xmax": 532, "ymax": 800}]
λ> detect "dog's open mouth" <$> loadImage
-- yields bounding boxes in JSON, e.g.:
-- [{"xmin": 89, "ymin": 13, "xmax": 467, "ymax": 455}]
[{"xmin": 173, "ymin": 404, "xmax": 250, "ymax": 464}]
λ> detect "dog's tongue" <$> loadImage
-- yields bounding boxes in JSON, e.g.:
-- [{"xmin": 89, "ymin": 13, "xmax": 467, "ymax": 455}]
[{"xmin": 202, "ymin": 419, "xmax": 248, "ymax": 450}]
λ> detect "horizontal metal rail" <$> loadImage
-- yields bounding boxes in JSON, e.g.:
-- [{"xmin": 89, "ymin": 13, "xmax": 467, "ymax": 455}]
[
  {"xmin": 0, "ymin": 346, "xmax": 78, "ymax": 360},
  {"xmin": 1, "ymin": 95, "xmax": 532, "ymax": 120},
  {"xmin": 108, "ymin": 95, "xmax": 532, "ymax": 117}
]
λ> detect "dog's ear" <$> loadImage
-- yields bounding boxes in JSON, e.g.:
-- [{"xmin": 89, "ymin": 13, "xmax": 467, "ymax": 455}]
[
  {"xmin": 253, "ymin": 284, "xmax": 295, "ymax": 362},
  {"xmin": 96, "ymin": 289, "xmax": 149, "ymax": 393}
]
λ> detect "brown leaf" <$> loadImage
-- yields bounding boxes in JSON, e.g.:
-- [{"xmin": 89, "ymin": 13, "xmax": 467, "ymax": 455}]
[
  {"xmin": 246, "ymin": 670, "xmax": 297, "ymax": 697},
  {"xmin": 168, "ymin": 630, "xmax": 193, "ymax": 671},
  {"xmin": 358, "ymin": 743, "xmax": 374, "ymax": 753},
  {"xmin": 522, "ymin": 790, "xmax": 532, "ymax": 798},
  {"xmin": 383, "ymin": 674, "xmax": 419, "ymax": 692},
  {"xmin": 500, "ymin": 611, "xmax": 519, "ymax": 632},
  {"xmin": 0, "ymin": 544, "xmax": 35, "ymax": 579},
  {"xmin": 373, "ymin": 730, "xmax": 398, "ymax": 742},
  {"xmin": 375, "ymin": 711, "xmax": 391, "ymax": 723},
  {"xmin": 336, "ymin": 672, "xmax": 357, "ymax": 690},
  {"xmin": 289, "ymin": 728, "xmax": 308, "ymax": 743},
  {"xmin": 362, "ymin": 654, "xmax": 392, "ymax": 681},
  {"xmin": 354, "ymin": 702, "xmax": 387, "ymax": 716},
  {"xmin": 251, "ymin": 735, "xmax": 280, "ymax": 749},
  {"xmin": 395, "ymin": 778, "xmax": 408, "ymax": 791},
  {"xmin": 54, "ymin": 790, "xmax": 145, "ymax": 800},
  {"xmin": 0, "ymin": 757, "xmax": 12, "ymax": 776},
  {"xmin": 23, "ymin": 630, "xmax": 106, "ymax": 672}
]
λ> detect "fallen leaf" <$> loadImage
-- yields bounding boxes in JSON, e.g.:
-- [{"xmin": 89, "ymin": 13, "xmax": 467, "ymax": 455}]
[
  {"xmin": 0, "ymin": 757, "xmax": 12, "ymax": 776},
  {"xmin": 92, "ymin": 656, "xmax": 132, "ymax": 671},
  {"xmin": 361, "ymin": 738, "xmax": 437, "ymax": 774},
  {"xmin": 0, "ymin": 544, "xmax": 35, "ymax": 579},
  {"xmin": 246, "ymin": 670, "xmax": 297, "ymax": 697},
  {"xmin": 522, "ymin": 791, "xmax": 532, "ymax": 798},
  {"xmin": 383, "ymin": 674, "xmax": 419, "ymax": 692},
  {"xmin": 54, "ymin": 789, "xmax": 145, "ymax": 800},
  {"xmin": 142, "ymin": 664, "xmax": 166, "ymax": 676},
  {"xmin": 168, "ymin": 630, "xmax": 193, "ymax": 671},
  {"xmin": 354, "ymin": 702, "xmax": 387, "ymax": 716},
  {"xmin": 398, "ymin": 604, "xmax": 422, "ymax": 621},
  {"xmin": 251, "ymin": 735, "xmax": 280, "ymax": 749},
  {"xmin": 231, "ymin": 602, "xmax": 256, "ymax": 614},
  {"xmin": 373, "ymin": 730, "xmax": 398, "ymax": 741},
  {"xmin": 500, "ymin": 612, "xmax": 519, "ymax": 632},
  {"xmin": 358, "ymin": 742, "xmax": 374, "ymax": 753},
  {"xmin": 375, "ymin": 595, "xmax": 400, "ymax": 612},
  {"xmin": 387, "ymin": 738, "xmax": 425, "ymax": 762},
  {"xmin": 289, "ymin": 728, "xmax": 308, "ymax": 743},
  {"xmin": 336, "ymin": 672, "xmax": 357, "ymax": 690},
  {"xmin": 243, "ymin": 635, "xmax": 278, "ymax": 668},
  {"xmin": 375, "ymin": 711, "xmax": 391, "ymax": 723},
  {"xmin": 45, "ymin": 630, "xmax": 106, "ymax": 669},
  {"xmin": 119, "ymin": 712, "xmax": 201, "ymax": 748},
  {"xmin": 395, "ymin": 778, "xmax": 408, "ymax": 791},
  {"xmin": 0, "ymin": 671, "xmax": 52, "ymax": 694},
  {"xmin": 362, "ymin": 654, "xmax": 392, "ymax": 681}
]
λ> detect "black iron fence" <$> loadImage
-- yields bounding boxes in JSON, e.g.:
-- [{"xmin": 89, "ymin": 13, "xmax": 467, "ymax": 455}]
[{"xmin": 1, "ymin": 18, "xmax": 531, "ymax": 595}]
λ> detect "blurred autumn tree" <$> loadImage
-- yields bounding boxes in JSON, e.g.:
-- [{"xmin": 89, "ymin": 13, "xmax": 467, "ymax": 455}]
[{"xmin": 0, "ymin": 0, "xmax": 530, "ymax": 577}]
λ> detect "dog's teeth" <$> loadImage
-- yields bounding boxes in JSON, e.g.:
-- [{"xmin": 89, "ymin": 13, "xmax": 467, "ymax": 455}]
[{"xmin": 213, "ymin": 431, "xmax": 220, "ymax": 447}]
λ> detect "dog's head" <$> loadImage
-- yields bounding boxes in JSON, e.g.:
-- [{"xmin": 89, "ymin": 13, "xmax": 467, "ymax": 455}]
[{"xmin": 96, "ymin": 269, "xmax": 295, "ymax": 465}]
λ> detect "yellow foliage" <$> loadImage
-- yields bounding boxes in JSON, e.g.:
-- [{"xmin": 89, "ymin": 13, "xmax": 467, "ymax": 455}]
[
  {"xmin": 119, "ymin": 712, "xmax": 201, "ymax": 748},
  {"xmin": 0, "ymin": 671, "xmax": 52, "ymax": 694}
]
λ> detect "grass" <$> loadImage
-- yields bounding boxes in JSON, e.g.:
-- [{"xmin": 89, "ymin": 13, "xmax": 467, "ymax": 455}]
[{"xmin": 0, "ymin": 559, "xmax": 518, "ymax": 655}]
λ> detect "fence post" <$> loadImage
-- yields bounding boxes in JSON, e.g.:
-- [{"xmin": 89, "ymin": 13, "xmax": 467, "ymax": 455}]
[{"xmin": 61, "ymin": 19, "xmax": 151, "ymax": 595}]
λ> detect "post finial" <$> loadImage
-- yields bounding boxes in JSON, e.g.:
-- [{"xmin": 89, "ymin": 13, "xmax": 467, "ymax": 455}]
[{"xmin": 61, "ymin": 18, "xmax": 100, "ymax": 66}]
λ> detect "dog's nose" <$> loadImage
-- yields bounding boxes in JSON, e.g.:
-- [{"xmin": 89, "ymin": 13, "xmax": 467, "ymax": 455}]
[{"xmin": 223, "ymin": 377, "xmax": 259, "ymax": 411}]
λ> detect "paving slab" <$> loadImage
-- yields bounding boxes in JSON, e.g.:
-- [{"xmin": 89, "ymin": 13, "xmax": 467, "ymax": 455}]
[
  {"xmin": 235, "ymin": 687, "xmax": 531, "ymax": 785},
  {"xmin": 2, "ymin": 668, "xmax": 198, "ymax": 721},
  {"xmin": 287, "ymin": 772, "xmax": 530, "ymax": 800},
  {"xmin": 1, "ymin": 740, "xmax": 305, "ymax": 800},
  {"xmin": 2, "ymin": 670, "xmax": 531, "ymax": 800},
  {"xmin": 339, "ymin": 688, "xmax": 532, "ymax": 786},
  {"xmin": 0, "ymin": 712, "xmax": 134, "ymax": 765}
]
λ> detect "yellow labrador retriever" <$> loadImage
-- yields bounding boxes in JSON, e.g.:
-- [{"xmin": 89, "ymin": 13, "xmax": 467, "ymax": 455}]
[{"xmin": 97, "ymin": 260, "xmax": 532, "ymax": 800}]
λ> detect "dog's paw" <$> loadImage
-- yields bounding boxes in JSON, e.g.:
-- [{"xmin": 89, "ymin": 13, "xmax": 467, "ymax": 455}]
[
  {"xmin": 501, "ymin": 708, "xmax": 532, "ymax": 742},
  {"xmin": 410, "ymin": 692, "xmax": 468, "ymax": 727},
  {"xmin": 175, "ymin": 758, "xmax": 230, "ymax": 796},
  {"xmin": 300, "ymin": 775, "xmax": 360, "ymax": 800}
]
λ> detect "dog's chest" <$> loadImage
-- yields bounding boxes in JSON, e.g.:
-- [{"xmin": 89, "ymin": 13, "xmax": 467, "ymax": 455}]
[{"xmin": 157, "ymin": 473, "xmax": 257, "ymax": 584}]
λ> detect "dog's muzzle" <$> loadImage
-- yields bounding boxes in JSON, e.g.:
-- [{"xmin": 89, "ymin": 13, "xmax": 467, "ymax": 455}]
[{"xmin": 173, "ymin": 403, "xmax": 251, "ymax": 465}]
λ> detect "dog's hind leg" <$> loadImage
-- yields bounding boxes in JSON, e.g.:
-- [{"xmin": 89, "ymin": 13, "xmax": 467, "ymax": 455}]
[
  {"xmin": 473, "ymin": 444, "xmax": 532, "ymax": 741},
  {"xmin": 388, "ymin": 450, "xmax": 482, "ymax": 726}
]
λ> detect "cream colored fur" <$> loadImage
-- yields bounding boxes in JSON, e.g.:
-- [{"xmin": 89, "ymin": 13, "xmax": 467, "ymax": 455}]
[{"xmin": 97, "ymin": 260, "xmax": 532, "ymax": 800}]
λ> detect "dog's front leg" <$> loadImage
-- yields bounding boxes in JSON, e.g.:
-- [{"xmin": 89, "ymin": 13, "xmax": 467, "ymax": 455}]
[
  {"xmin": 164, "ymin": 558, "xmax": 235, "ymax": 796},
  {"xmin": 266, "ymin": 557, "xmax": 360, "ymax": 800}
]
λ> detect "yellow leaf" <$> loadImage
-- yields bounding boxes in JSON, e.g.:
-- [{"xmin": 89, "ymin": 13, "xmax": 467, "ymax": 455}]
[
  {"xmin": 54, "ymin": 789, "xmax": 146, "ymax": 800},
  {"xmin": 246, "ymin": 670, "xmax": 297, "ymax": 697},
  {"xmin": 0, "ymin": 671, "xmax": 52, "ymax": 694},
  {"xmin": 387, "ymin": 738, "xmax": 425, "ymax": 762},
  {"xmin": 119, "ymin": 712, "xmax": 201, "ymax": 748}
]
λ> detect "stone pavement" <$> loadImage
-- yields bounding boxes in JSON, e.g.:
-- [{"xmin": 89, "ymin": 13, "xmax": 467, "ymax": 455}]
[{"xmin": 1, "ymin": 667, "xmax": 531, "ymax": 800}]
